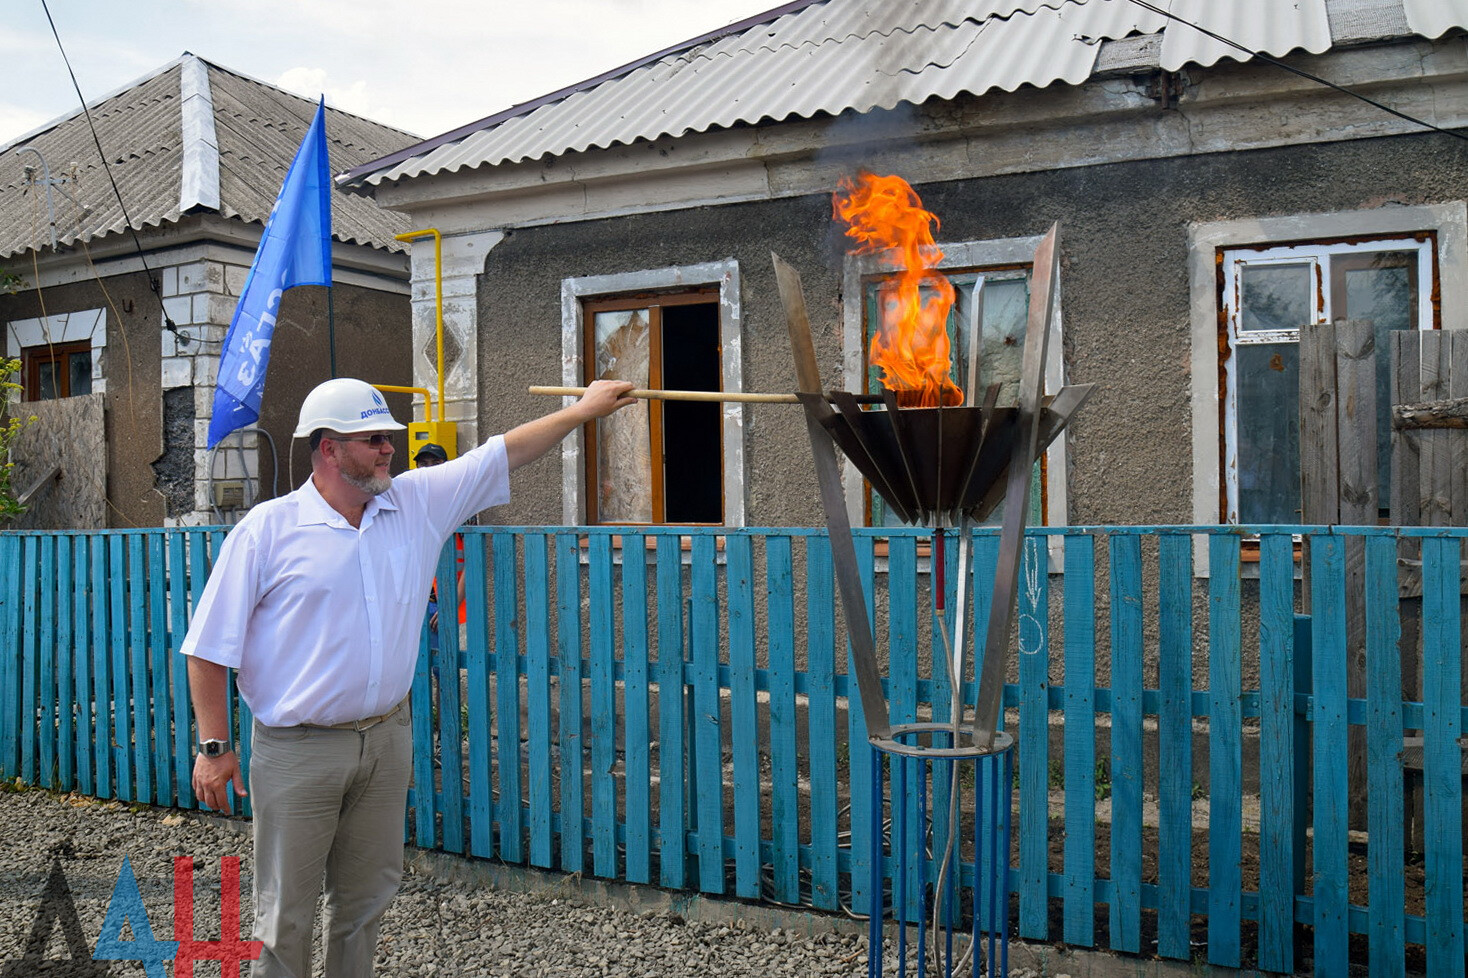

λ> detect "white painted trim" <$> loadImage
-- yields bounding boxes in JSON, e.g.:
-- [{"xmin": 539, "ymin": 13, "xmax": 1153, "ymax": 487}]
[
  {"xmin": 559, "ymin": 260, "xmax": 745, "ymax": 527},
  {"xmin": 178, "ymin": 54, "xmax": 221, "ymax": 213},
  {"xmin": 1187, "ymin": 200, "xmax": 1468, "ymax": 568},
  {"xmin": 841, "ymin": 234, "xmax": 1071, "ymax": 566}
]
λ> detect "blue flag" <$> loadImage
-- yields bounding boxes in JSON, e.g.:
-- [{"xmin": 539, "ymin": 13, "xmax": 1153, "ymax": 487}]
[{"xmin": 208, "ymin": 99, "xmax": 332, "ymax": 448}]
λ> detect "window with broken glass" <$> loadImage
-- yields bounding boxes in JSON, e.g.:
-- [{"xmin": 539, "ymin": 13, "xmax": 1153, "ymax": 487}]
[
  {"xmin": 1221, "ymin": 236, "xmax": 1433, "ymax": 524},
  {"xmin": 583, "ymin": 291, "xmax": 723, "ymax": 525},
  {"xmin": 863, "ymin": 268, "xmax": 1044, "ymax": 528},
  {"xmin": 22, "ymin": 340, "xmax": 92, "ymax": 401}
]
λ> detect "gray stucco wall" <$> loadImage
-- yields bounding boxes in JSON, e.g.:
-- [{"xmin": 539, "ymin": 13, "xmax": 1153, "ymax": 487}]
[{"xmin": 474, "ymin": 127, "xmax": 1468, "ymax": 528}]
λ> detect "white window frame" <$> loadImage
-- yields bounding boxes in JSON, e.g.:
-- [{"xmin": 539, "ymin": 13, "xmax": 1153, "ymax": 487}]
[
  {"xmin": 842, "ymin": 234, "xmax": 1071, "ymax": 568},
  {"xmin": 1190, "ymin": 203, "xmax": 1468, "ymax": 566},
  {"xmin": 5, "ymin": 308, "xmax": 107, "ymax": 398},
  {"xmin": 560, "ymin": 260, "xmax": 745, "ymax": 527},
  {"xmin": 1220, "ymin": 239, "xmax": 1434, "ymax": 524}
]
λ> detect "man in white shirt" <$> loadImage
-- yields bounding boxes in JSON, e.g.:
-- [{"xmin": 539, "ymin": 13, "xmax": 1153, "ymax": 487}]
[{"xmin": 180, "ymin": 376, "xmax": 634, "ymax": 978}]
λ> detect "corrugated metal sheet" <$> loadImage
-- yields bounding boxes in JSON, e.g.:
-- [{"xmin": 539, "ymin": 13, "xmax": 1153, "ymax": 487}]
[
  {"xmin": 1403, "ymin": 0, "xmax": 1468, "ymax": 38},
  {"xmin": 0, "ymin": 55, "xmax": 416, "ymax": 259},
  {"xmin": 347, "ymin": 0, "xmax": 1442, "ymax": 189}
]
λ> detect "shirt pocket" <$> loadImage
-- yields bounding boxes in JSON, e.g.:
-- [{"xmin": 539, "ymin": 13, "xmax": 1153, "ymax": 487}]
[{"xmin": 384, "ymin": 545, "xmax": 418, "ymax": 604}]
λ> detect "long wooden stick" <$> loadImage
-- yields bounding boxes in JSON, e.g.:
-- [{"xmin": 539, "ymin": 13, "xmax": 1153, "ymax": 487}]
[{"xmin": 530, "ymin": 385, "xmax": 799, "ymax": 403}]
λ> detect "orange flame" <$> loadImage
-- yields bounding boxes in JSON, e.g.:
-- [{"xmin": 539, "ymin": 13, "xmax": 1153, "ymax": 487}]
[{"xmin": 833, "ymin": 172, "xmax": 960, "ymax": 408}]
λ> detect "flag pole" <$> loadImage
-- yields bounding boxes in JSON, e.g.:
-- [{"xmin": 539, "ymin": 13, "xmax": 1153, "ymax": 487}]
[{"xmin": 328, "ymin": 285, "xmax": 337, "ymax": 378}]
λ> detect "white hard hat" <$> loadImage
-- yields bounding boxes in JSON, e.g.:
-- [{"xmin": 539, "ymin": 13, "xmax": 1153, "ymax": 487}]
[{"xmin": 293, "ymin": 378, "xmax": 407, "ymax": 438}]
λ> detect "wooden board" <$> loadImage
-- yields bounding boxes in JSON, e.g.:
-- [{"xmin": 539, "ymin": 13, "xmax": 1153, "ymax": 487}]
[{"xmin": 8, "ymin": 393, "xmax": 106, "ymax": 529}]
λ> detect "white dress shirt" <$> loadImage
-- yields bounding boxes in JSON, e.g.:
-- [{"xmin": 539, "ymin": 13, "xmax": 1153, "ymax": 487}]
[{"xmin": 179, "ymin": 435, "xmax": 509, "ymax": 727}]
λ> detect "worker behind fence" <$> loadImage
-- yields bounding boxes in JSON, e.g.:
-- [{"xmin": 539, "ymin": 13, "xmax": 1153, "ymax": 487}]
[{"xmin": 179, "ymin": 376, "xmax": 635, "ymax": 978}]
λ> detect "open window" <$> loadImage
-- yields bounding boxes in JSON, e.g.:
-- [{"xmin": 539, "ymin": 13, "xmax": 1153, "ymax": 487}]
[
  {"xmin": 560, "ymin": 260, "xmax": 744, "ymax": 527},
  {"xmin": 584, "ymin": 292, "xmax": 723, "ymax": 525}
]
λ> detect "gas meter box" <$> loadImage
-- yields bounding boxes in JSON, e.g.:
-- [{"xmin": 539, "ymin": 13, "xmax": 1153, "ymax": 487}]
[{"xmin": 407, "ymin": 421, "xmax": 457, "ymax": 468}]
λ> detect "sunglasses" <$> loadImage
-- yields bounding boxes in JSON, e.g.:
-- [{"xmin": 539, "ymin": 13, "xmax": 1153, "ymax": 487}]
[{"xmin": 328, "ymin": 433, "xmax": 395, "ymax": 447}]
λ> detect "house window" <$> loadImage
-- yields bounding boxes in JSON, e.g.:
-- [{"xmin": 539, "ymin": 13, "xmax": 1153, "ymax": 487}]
[
  {"xmin": 6, "ymin": 309, "xmax": 106, "ymax": 401},
  {"xmin": 584, "ymin": 292, "xmax": 722, "ymax": 524},
  {"xmin": 1189, "ymin": 203, "xmax": 1468, "ymax": 540},
  {"xmin": 1222, "ymin": 239, "xmax": 1432, "ymax": 523},
  {"xmin": 560, "ymin": 260, "xmax": 745, "ymax": 527},
  {"xmin": 861, "ymin": 269, "xmax": 1044, "ymax": 527},
  {"xmin": 23, "ymin": 340, "xmax": 93, "ymax": 400}
]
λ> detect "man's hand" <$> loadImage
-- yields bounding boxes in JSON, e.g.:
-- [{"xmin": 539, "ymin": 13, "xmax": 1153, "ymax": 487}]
[
  {"xmin": 192, "ymin": 751, "xmax": 246, "ymax": 813},
  {"xmin": 505, "ymin": 379, "xmax": 637, "ymax": 470},
  {"xmin": 576, "ymin": 379, "xmax": 638, "ymax": 419}
]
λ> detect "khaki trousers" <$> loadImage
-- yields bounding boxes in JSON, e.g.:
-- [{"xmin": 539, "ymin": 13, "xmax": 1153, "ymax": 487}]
[{"xmin": 248, "ymin": 711, "xmax": 412, "ymax": 978}]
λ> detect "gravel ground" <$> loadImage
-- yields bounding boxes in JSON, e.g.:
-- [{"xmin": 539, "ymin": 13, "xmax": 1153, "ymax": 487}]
[{"xmin": 0, "ymin": 784, "xmax": 875, "ymax": 977}]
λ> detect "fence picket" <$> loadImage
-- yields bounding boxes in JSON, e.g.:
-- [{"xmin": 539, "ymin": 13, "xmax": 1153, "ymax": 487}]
[
  {"xmin": 524, "ymin": 534, "xmax": 553, "ymax": 867},
  {"xmin": 887, "ymin": 533, "xmax": 921, "ymax": 920},
  {"xmin": 805, "ymin": 535, "xmax": 839, "ymax": 910},
  {"xmin": 168, "ymin": 532, "xmax": 192, "ymax": 810},
  {"xmin": 1257, "ymin": 532, "xmax": 1296, "ymax": 973},
  {"xmin": 1019, "ymin": 535, "xmax": 1050, "ymax": 940},
  {"xmin": 1311, "ymin": 534, "xmax": 1350, "ymax": 977},
  {"xmin": 1364, "ymin": 535, "xmax": 1405, "ymax": 977},
  {"xmin": 1109, "ymin": 533, "xmax": 1143, "ymax": 953},
  {"xmin": 56, "ymin": 536, "xmax": 73, "ymax": 792},
  {"xmin": 1207, "ymin": 533, "xmax": 1243, "ymax": 967},
  {"xmin": 654, "ymin": 534, "xmax": 686, "ymax": 889},
  {"xmin": 92, "ymin": 535, "xmax": 110, "ymax": 798},
  {"xmin": 435, "ymin": 537, "xmax": 465, "ymax": 855},
  {"xmin": 847, "ymin": 535, "xmax": 877, "ymax": 916},
  {"xmin": 555, "ymin": 532, "xmax": 584, "ymax": 873},
  {"xmin": 39, "ymin": 535, "xmax": 56, "ymax": 791},
  {"xmin": 75, "ymin": 535, "xmax": 94, "ymax": 797},
  {"xmin": 109, "ymin": 536, "xmax": 130, "ymax": 801},
  {"xmin": 727, "ymin": 534, "xmax": 761, "ymax": 899},
  {"xmin": 765, "ymin": 534, "xmax": 799, "ymax": 905},
  {"xmin": 1062, "ymin": 533, "xmax": 1096, "ymax": 947},
  {"xmin": 19, "ymin": 537, "xmax": 38, "ymax": 786},
  {"xmin": 1156, "ymin": 533, "xmax": 1193, "ymax": 960},
  {"xmin": 147, "ymin": 534, "xmax": 170, "ymax": 806},
  {"xmin": 589, "ymin": 533, "xmax": 618, "ymax": 877},
  {"xmin": 0, "ymin": 536, "xmax": 16, "ymax": 781},
  {"xmin": 690, "ymin": 533, "xmax": 724, "ymax": 894},
  {"xmin": 465, "ymin": 532, "xmax": 493, "ymax": 858},
  {"xmin": 620, "ymin": 531, "xmax": 652, "ymax": 885},
  {"xmin": 1420, "ymin": 536, "xmax": 1466, "ymax": 977}
]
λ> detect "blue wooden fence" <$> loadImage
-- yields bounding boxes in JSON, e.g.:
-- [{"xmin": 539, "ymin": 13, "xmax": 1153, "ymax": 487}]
[{"xmin": 2, "ymin": 524, "xmax": 1466, "ymax": 976}]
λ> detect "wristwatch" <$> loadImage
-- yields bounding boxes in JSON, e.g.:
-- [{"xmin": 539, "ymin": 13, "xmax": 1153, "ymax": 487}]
[{"xmin": 199, "ymin": 738, "xmax": 232, "ymax": 758}]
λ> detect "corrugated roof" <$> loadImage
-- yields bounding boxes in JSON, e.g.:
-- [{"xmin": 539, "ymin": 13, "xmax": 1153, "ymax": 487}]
[
  {"xmin": 0, "ymin": 54, "xmax": 418, "ymax": 259},
  {"xmin": 343, "ymin": 0, "xmax": 1446, "ymax": 190}
]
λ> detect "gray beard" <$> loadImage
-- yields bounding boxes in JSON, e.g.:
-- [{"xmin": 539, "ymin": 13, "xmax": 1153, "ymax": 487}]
[{"xmin": 341, "ymin": 470, "xmax": 392, "ymax": 496}]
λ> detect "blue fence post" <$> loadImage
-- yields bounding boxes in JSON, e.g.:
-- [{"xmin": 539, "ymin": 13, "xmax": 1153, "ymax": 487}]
[
  {"xmin": 1206, "ymin": 532, "xmax": 1242, "ymax": 967},
  {"xmin": 1061, "ymin": 532, "xmax": 1096, "ymax": 948},
  {"xmin": 1156, "ymin": 533, "xmax": 1194, "ymax": 961},
  {"xmin": 620, "ymin": 530, "xmax": 652, "ymax": 886},
  {"xmin": 1420, "ymin": 535, "xmax": 1465, "ymax": 975},
  {"xmin": 1108, "ymin": 532, "xmax": 1143, "ymax": 953},
  {"xmin": 1257, "ymin": 532, "xmax": 1297, "ymax": 974},
  {"xmin": 1311, "ymin": 533, "xmax": 1350, "ymax": 977}
]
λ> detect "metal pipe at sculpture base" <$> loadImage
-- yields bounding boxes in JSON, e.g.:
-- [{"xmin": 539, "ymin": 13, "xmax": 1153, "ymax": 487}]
[{"xmin": 867, "ymin": 730, "xmax": 1013, "ymax": 978}]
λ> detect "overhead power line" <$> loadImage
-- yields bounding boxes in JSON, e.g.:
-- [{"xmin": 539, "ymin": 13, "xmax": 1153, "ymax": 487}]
[{"xmin": 37, "ymin": 0, "xmax": 182, "ymax": 336}]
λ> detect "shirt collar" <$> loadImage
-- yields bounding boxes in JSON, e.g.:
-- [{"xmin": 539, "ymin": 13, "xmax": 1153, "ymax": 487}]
[{"xmin": 295, "ymin": 475, "xmax": 400, "ymax": 528}]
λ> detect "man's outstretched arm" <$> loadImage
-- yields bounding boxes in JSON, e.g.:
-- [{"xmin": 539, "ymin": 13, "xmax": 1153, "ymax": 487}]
[{"xmin": 504, "ymin": 379, "xmax": 636, "ymax": 471}]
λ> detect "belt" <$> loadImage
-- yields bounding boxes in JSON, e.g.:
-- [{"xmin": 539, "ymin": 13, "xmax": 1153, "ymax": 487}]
[{"xmin": 300, "ymin": 699, "xmax": 406, "ymax": 733}]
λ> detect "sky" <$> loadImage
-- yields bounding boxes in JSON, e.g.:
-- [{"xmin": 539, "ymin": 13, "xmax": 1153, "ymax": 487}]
[{"xmin": 2, "ymin": 0, "xmax": 784, "ymax": 147}]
